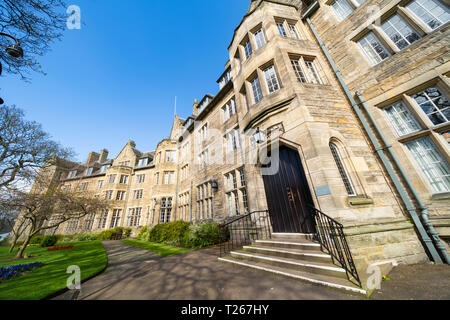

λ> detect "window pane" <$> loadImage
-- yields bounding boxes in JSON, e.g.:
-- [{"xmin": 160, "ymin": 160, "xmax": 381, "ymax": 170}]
[
  {"xmin": 331, "ymin": 0, "xmax": 354, "ymax": 21},
  {"xmin": 406, "ymin": 137, "xmax": 450, "ymax": 193},
  {"xmin": 330, "ymin": 143, "xmax": 357, "ymax": 196},
  {"xmin": 412, "ymin": 86, "xmax": 449, "ymax": 125},
  {"xmin": 244, "ymin": 40, "xmax": 252, "ymax": 59},
  {"xmin": 304, "ymin": 60, "xmax": 322, "ymax": 84},
  {"xmin": 406, "ymin": 0, "xmax": 450, "ymax": 30},
  {"xmin": 251, "ymin": 77, "xmax": 263, "ymax": 103},
  {"xmin": 384, "ymin": 101, "xmax": 422, "ymax": 136},
  {"xmin": 263, "ymin": 65, "xmax": 281, "ymax": 93},
  {"xmin": 289, "ymin": 24, "xmax": 300, "ymax": 39},
  {"xmin": 254, "ymin": 29, "xmax": 266, "ymax": 49},
  {"xmin": 277, "ymin": 22, "xmax": 287, "ymax": 37},
  {"xmin": 291, "ymin": 59, "xmax": 307, "ymax": 83},
  {"xmin": 381, "ymin": 14, "xmax": 421, "ymax": 50},
  {"xmin": 358, "ymin": 32, "xmax": 391, "ymax": 65}
]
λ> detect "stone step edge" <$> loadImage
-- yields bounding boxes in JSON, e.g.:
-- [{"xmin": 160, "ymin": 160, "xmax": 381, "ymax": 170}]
[
  {"xmin": 232, "ymin": 251, "xmax": 346, "ymax": 273},
  {"xmin": 272, "ymin": 233, "xmax": 315, "ymax": 236},
  {"xmin": 218, "ymin": 257, "xmax": 367, "ymax": 295},
  {"xmin": 255, "ymin": 240, "xmax": 321, "ymax": 247},
  {"xmin": 247, "ymin": 246, "xmax": 328, "ymax": 258}
]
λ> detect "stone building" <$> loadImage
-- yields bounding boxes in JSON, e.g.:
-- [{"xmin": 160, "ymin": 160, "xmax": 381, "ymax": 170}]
[{"xmin": 17, "ymin": 0, "xmax": 449, "ymax": 293}]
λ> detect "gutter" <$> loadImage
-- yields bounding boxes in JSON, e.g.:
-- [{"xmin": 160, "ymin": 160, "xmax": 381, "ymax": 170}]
[{"xmin": 301, "ymin": 1, "xmax": 447, "ymax": 263}]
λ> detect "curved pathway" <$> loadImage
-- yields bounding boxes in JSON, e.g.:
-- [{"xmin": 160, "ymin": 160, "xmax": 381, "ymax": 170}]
[{"xmin": 54, "ymin": 240, "xmax": 362, "ymax": 300}]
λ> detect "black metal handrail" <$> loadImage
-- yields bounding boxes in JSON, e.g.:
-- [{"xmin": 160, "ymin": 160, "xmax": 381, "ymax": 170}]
[
  {"xmin": 219, "ymin": 210, "xmax": 272, "ymax": 257},
  {"xmin": 308, "ymin": 206, "xmax": 362, "ymax": 287}
]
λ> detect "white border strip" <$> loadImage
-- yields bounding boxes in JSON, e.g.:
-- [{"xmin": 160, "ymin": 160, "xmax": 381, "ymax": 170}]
[
  {"xmin": 232, "ymin": 251, "xmax": 345, "ymax": 273},
  {"xmin": 256, "ymin": 240, "xmax": 321, "ymax": 247}
]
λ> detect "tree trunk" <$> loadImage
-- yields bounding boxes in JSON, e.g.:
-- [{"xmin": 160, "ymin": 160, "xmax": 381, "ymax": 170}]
[
  {"xmin": 15, "ymin": 234, "xmax": 32, "ymax": 259},
  {"xmin": 8, "ymin": 233, "xmax": 18, "ymax": 254}
]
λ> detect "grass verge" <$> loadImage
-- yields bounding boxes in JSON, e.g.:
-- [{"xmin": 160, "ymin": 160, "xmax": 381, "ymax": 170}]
[
  {"xmin": 0, "ymin": 241, "xmax": 107, "ymax": 300},
  {"xmin": 122, "ymin": 239, "xmax": 193, "ymax": 257}
]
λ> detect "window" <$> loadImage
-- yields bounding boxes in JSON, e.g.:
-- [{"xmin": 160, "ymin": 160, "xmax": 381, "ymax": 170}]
[
  {"xmin": 277, "ymin": 22, "xmax": 288, "ymax": 37},
  {"xmin": 97, "ymin": 180, "xmax": 103, "ymax": 189},
  {"xmin": 165, "ymin": 151, "xmax": 176, "ymax": 163},
  {"xmin": 108, "ymin": 174, "xmax": 116, "ymax": 184},
  {"xmin": 137, "ymin": 158, "xmax": 148, "ymax": 167},
  {"xmin": 159, "ymin": 197, "xmax": 173, "ymax": 224},
  {"xmin": 199, "ymin": 124, "xmax": 208, "ymax": 142},
  {"xmin": 155, "ymin": 172, "xmax": 160, "ymax": 185},
  {"xmin": 289, "ymin": 24, "xmax": 300, "ymax": 39},
  {"xmin": 291, "ymin": 57, "xmax": 325, "ymax": 84},
  {"xmin": 384, "ymin": 101, "xmax": 422, "ymax": 136},
  {"xmin": 85, "ymin": 168, "xmax": 93, "ymax": 176},
  {"xmin": 65, "ymin": 218, "xmax": 79, "ymax": 233},
  {"xmin": 178, "ymin": 191, "xmax": 190, "ymax": 221},
  {"xmin": 291, "ymin": 59, "xmax": 307, "ymax": 83},
  {"xmin": 98, "ymin": 210, "xmax": 109, "ymax": 229},
  {"xmin": 100, "ymin": 164, "xmax": 110, "ymax": 173},
  {"xmin": 127, "ymin": 208, "xmax": 142, "ymax": 227},
  {"xmin": 116, "ymin": 191, "xmax": 126, "ymax": 201},
  {"xmin": 163, "ymin": 171, "xmax": 175, "ymax": 185},
  {"xmin": 105, "ymin": 190, "xmax": 114, "ymax": 200},
  {"xmin": 263, "ymin": 65, "xmax": 281, "ymax": 93},
  {"xmin": 226, "ymin": 128, "xmax": 242, "ymax": 153},
  {"xmin": 136, "ymin": 174, "xmax": 146, "ymax": 184},
  {"xmin": 84, "ymin": 214, "xmax": 95, "ymax": 231},
  {"xmin": 406, "ymin": 0, "xmax": 450, "ymax": 30},
  {"xmin": 199, "ymin": 149, "xmax": 209, "ymax": 169},
  {"xmin": 197, "ymin": 183, "xmax": 213, "ymax": 220},
  {"xmin": 223, "ymin": 98, "xmax": 238, "ymax": 121},
  {"xmin": 412, "ymin": 86, "xmax": 449, "ymax": 125},
  {"xmin": 80, "ymin": 182, "xmax": 89, "ymax": 191},
  {"xmin": 405, "ymin": 137, "xmax": 450, "ymax": 193},
  {"xmin": 110, "ymin": 209, "xmax": 122, "ymax": 228},
  {"xmin": 67, "ymin": 170, "xmax": 77, "ymax": 179},
  {"xmin": 251, "ymin": 76, "xmax": 263, "ymax": 104},
  {"xmin": 239, "ymin": 169, "xmax": 246, "ymax": 187},
  {"xmin": 119, "ymin": 175, "xmax": 129, "ymax": 184},
  {"xmin": 331, "ymin": 0, "xmax": 354, "ymax": 21},
  {"xmin": 133, "ymin": 189, "xmax": 143, "ymax": 200},
  {"xmin": 118, "ymin": 161, "xmax": 130, "ymax": 167},
  {"xmin": 225, "ymin": 169, "xmax": 248, "ymax": 215},
  {"xmin": 227, "ymin": 193, "xmax": 233, "ymax": 217},
  {"xmin": 253, "ymin": 28, "xmax": 266, "ymax": 49},
  {"xmin": 181, "ymin": 165, "xmax": 189, "ymax": 180},
  {"xmin": 244, "ymin": 39, "xmax": 252, "ymax": 59},
  {"xmin": 304, "ymin": 59, "xmax": 322, "ymax": 84},
  {"xmin": 358, "ymin": 32, "xmax": 391, "ymax": 65},
  {"xmin": 381, "ymin": 14, "xmax": 421, "ymax": 50},
  {"xmin": 330, "ymin": 143, "xmax": 357, "ymax": 196}
]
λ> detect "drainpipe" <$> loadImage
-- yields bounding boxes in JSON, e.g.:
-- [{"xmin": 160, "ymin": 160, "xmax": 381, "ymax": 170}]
[
  {"xmin": 301, "ymin": 3, "xmax": 444, "ymax": 263},
  {"xmin": 356, "ymin": 92, "xmax": 450, "ymax": 264}
]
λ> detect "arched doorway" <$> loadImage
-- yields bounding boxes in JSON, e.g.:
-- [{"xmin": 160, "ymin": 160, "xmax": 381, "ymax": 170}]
[{"xmin": 262, "ymin": 145, "xmax": 316, "ymax": 233}]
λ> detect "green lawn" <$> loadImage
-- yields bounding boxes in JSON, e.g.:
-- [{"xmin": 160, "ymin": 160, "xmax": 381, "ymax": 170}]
[
  {"xmin": 122, "ymin": 239, "xmax": 193, "ymax": 257},
  {"xmin": 0, "ymin": 241, "xmax": 107, "ymax": 300}
]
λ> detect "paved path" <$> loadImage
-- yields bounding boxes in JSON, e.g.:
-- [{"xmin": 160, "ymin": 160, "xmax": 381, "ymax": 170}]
[
  {"xmin": 371, "ymin": 263, "xmax": 450, "ymax": 300},
  {"xmin": 54, "ymin": 240, "xmax": 362, "ymax": 300}
]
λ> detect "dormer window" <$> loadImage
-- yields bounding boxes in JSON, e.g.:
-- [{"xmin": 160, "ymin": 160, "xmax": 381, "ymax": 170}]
[
  {"xmin": 100, "ymin": 164, "xmax": 110, "ymax": 173},
  {"xmin": 85, "ymin": 168, "xmax": 93, "ymax": 176},
  {"xmin": 67, "ymin": 170, "xmax": 77, "ymax": 179},
  {"xmin": 138, "ymin": 158, "xmax": 148, "ymax": 167}
]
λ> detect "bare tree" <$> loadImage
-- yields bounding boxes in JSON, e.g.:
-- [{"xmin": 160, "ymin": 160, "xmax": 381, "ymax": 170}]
[
  {"xmin": 0, "ymin": 177, "xmax": 110, "ymax": 259},
  {"xmin": 0, "ymin": 105, "xmax": 73, "ymax": 190},
  {"xmin": 0, "ymin": 0, "xmax": 67, "ymax": 81}
]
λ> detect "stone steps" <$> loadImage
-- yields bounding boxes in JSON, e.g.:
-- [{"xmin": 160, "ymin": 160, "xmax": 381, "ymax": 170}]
[{"xmin": 218, "ymin": 233, "xmax": 366, "ymax": 295}]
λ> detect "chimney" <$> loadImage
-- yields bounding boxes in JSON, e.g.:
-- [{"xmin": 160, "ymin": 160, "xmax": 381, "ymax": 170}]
[
  {"xmin": 192, "ymin": 99, "xmax": 199, "ymax": 116},
  {"xmin": 126, "ymin": 140, "xmax": 136, "ymax": 148},
  {"xmin": 86, "ymin": 152, "xmax": 100, "ymax": 165},
  {"xmin": 99, "ymin": 149, "xmax": 109, "ymax": 163}
]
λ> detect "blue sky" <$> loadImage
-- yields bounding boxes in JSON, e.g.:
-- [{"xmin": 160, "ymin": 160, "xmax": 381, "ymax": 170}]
[{"xmin": 0, "ymin": 0, "xmax": 249, "ymax": 162}]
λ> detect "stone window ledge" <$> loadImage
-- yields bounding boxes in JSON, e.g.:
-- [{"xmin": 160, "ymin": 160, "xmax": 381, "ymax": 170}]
[{"xmin": 348, "ymin": 196, "xmax": 374, "ymax": 206}]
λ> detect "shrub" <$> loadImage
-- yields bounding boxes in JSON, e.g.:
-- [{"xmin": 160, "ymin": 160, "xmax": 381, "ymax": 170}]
[
  {"xmin": 181, "ymin": 222, "xmax": 229, "ymax": 249},
  {"xmin": 29, "ymin": 235, "xmax": 45, "ymax": 245},
  {"xmin": 73, "ymin": 234, "xmax": 98, "ymax": 242},
  {"xmin": 137, "ymin": 226, "xmax": 148, "ymax": 240},
  {"xmin": 146, "ymin": 221, "xmax": 190, "ymax": 244},
  {"xmin": 40, "ymin": 235, "xmax": 58, "ymax": 247},
  {"xmin": 97, "ymin": 229, "xmax": 115, "ymax": 240},
  {"xmin": 123, "ymin": 228, "xmax": 132, "ymax": 238}
]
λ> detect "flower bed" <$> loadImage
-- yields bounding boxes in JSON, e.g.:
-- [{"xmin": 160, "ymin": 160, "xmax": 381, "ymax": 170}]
[
  {"xmin": 0, "ymin": 262, "xmax": 44, "ymax": 282},
  {"xmin": 47, "ymin": 245, "xmax": 73, "ymax": 251}
]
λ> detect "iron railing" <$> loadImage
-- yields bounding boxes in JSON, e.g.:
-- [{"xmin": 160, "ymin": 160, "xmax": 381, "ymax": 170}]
[
  {"xmin": 219, "ymin": 210, "xmax": 272, "ymax": 257},
  {"xmin": 309, "ymin": 206, "xmax": 362, "ymax": 287}
]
